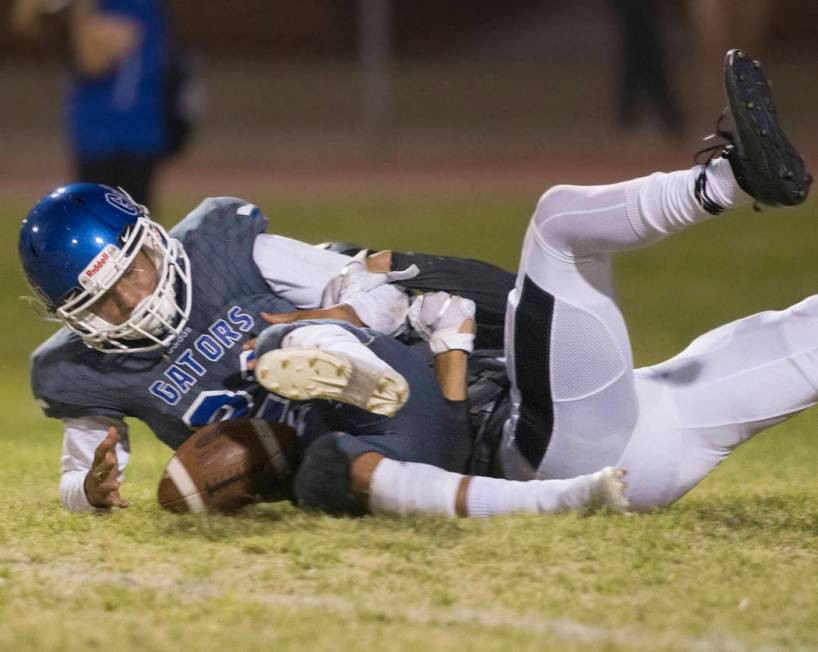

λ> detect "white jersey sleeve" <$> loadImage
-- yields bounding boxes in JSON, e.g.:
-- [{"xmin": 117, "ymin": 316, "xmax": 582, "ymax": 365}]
[
  {"xmin": 252, "ymin": 234, "xmax": 351, "ymax": 309},
  {"xmin": 60, "ymin": 416, "xmax": 130, "ymax": 512},
  {"xmin": 252, "ymin": 235, "xmax": 409, "ymax": 334}
]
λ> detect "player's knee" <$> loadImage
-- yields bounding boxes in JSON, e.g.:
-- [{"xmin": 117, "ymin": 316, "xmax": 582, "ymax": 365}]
[
  {"xmin": 293, "ymin": 433, "xmax": 368, "ymax": 517},
  {"xmin": 532, "ymin": 184, "xmax": 581, "ymax": 248},
  {"xmin": 535, "ymin": 184, "xmax": 578, "ymax": 220}
]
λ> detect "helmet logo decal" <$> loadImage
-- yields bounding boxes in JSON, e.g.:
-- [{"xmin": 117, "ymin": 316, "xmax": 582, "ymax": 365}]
[
  {"xmin": 79, "ymin": 244, "xmax": 121, "ymax": 290},
  {"xmin": 85, "ymin": 250, "xmax": 110, "ymax": 278},
  {"xmin": 104, "ymin": 191, "xmax": 140, "ymax": 216}
]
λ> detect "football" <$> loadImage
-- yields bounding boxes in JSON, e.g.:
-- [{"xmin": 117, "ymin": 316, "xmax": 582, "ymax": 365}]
[{"xmin": 157, "ymin": 418, "xmax": 301, "ymax": 514}]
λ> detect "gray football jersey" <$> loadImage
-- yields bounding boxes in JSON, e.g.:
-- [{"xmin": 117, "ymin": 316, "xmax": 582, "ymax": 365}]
[{"xmin": 31, "ymin": 197, "xmax": 297, "ymax": 450}]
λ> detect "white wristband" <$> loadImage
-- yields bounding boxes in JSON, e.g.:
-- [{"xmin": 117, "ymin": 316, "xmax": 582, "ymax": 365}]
[{"xmin": 430, "ymin": 332, "xmax": 475, "ymax": 354}]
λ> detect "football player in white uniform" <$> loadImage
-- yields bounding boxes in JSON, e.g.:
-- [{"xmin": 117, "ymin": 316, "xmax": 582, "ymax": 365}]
[{"xmin": 252, "ymin": 49, "xmax": 815, "ymax": 516}]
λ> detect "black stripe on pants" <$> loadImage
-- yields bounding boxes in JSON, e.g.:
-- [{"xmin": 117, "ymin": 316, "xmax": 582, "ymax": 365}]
[{"xmin": 512, "ymin": 275, "xmax": 555, "ymax": 469}]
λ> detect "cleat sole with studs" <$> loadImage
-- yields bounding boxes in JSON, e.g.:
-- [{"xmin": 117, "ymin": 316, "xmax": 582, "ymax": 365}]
[
  {"xmin": 255, "ymin": 348, "xmax": 409, "ymax": 417},
  {"xmin": 723, "ymin": 48, "xmax": 812, "ymax": 206}
]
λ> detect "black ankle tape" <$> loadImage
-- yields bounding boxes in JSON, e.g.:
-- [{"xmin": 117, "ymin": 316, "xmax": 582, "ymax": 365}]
[{"xmin": 694, "ymin": 161, "xmax": 726, "ymax": 216}]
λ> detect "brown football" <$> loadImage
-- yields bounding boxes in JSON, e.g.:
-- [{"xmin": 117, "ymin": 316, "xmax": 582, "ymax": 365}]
[{"xmin": 157, "ymin": 419, "xmax": 301, "ymax": 514}]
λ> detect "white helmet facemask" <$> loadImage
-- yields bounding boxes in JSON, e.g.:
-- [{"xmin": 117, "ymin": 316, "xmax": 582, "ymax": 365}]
[{"xmin": 56, "ymin": 217, "xmax": 193, "ymax": 353}]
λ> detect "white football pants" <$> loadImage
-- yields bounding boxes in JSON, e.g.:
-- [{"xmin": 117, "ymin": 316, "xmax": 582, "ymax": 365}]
[{"xmin": 501, "ymin": 159, "xmax": 818, "ymax": 509}]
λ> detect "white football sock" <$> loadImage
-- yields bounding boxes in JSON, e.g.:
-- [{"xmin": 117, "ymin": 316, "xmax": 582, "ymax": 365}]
[
  {"xmin": 534, "ymin": 159, "xmax": 752, "ymax": 260},
  {"xmin": 465, "ymin": 469, "xmax": 622, "ymax": 517},
  {"xmin": 368, "ymin": 458, "xmax": 461, "ymax": 517},
  {"xmin": 368, "ymin": 459, "xmax": 625, "ymax": 518},
  {"xmin": 627, "ymin": 158, "xmax": 751, "ymax": 241},
  {"xmin": 705, "ymin": 156, "xmax": 750, "ymax": 208}
]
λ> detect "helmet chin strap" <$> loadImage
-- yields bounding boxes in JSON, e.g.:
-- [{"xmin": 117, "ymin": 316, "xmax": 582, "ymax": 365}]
[{"xmin": 83, "ymin": 283, "xmax": 180, "ymax": 340}]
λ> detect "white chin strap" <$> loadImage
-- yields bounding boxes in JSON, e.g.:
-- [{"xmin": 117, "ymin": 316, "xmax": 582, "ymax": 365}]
[{"xmin": 82, "ymin": 283, "xmax": 180, "ymax": 341}]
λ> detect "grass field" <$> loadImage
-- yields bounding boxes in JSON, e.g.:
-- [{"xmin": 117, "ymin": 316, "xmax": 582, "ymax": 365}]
[{"xmin": 1, "ymin": 191, "xmax": 817, "ymax": 651}]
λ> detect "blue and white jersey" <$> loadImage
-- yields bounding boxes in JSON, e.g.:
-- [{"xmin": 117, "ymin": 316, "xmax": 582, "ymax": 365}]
[
  {"xmin": 32, "ymin": 197, "xmax": 418, "ymax": 511},
  {"xmin": 32, "ymin": 197, "xmax": 297, "ymax": 450}
]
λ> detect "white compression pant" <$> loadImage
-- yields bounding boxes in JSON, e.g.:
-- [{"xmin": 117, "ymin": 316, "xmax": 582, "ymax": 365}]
[{"xmin": 500, "ymin": 159, "xmax": 818, "ymax": 509}]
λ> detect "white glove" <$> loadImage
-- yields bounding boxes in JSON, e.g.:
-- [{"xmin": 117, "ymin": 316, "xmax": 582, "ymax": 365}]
[
  {"xmin": 345, "ymin": 285, "xmax": 410, "ymax": 336},
  {"xmin": 408, "ymin": 292, "xmax": 476, "ymax": 354},
  {"xmin": 321, "ymin": 250, "xmax": 420, "ymax": 307}
]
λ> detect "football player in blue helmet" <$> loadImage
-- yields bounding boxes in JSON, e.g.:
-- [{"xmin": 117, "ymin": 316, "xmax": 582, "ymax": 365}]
[
  {"xmin": 18, "ymin": 180, "xmax": 522, "ymax": 514},
  {"xmin": 19, "ymin": 183, "xmax": 192, "ymax": 353},
  {"xmin": 18, "ymin": 182, "xmax": 626, "ymax": 516}
]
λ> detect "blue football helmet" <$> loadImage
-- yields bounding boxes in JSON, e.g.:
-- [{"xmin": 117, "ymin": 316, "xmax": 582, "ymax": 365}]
[{"xmin": 19, "ymin": 183, "xmax": 192, "ymax": 353}]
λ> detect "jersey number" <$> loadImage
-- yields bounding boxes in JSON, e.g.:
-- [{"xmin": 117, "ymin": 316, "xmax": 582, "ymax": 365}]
[{"xmin": 183, "ymin": 390, "xmax": 288, "ymax": 427}]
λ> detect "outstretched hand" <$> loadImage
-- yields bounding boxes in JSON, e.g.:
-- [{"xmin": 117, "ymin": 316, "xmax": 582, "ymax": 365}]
[{"xmin": 84, "ymin": 426, "xmax": 129, "ymax": 509}]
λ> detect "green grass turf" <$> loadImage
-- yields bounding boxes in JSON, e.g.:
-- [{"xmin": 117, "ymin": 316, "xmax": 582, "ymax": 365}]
[{"xmin": 1, "ymin": 193, "xmax": 817, "ymax": 651}]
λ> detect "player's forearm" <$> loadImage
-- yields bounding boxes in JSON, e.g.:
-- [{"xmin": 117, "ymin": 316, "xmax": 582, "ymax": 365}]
[{"xmin": 433, "ymin": 350, "xmax": 469, "ymax": 401}]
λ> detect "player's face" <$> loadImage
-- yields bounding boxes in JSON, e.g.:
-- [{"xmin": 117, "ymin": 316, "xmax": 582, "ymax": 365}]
[{"xmin": 90, "ymin": 250, "xmax": 159, "ymax": 325}]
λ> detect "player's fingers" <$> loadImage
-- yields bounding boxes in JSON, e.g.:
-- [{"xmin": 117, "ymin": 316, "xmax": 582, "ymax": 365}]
[
  {"xmin": 105, "ymin": 456, "xmax": 119, "ymax": 479},
  {"xmin": 99, "ymin": 480, "xmax": 119, "ymax": 495},
  {"xmin": 92, "ymin": 436, "xmax": 114, "ymax": 463},
  {"xmin": 92, "ymin": 454, "xmax": 117, "ymax": 482},
  {"xmin": 106, "ymin": 425, "xmax": 120, "ymax": 444},
  {"xmin": 92, "ymin": 453, "xmax": 114, "ymax": 474},
  {"xmin": 92, "ymin": 469, "xmax": 115, "ymax": 488},
  {"xmin": 109, "ymin": 490, "xmax": 129, "ymax": 509},
  {"xmin": 260, "ymin": 310, "xmax": 299, "ymax": 324},
  {"xmin": 92, "ymin": 427, "xmax": 119, "ymax": 463},
  {"xmin": 242, "ymin": 337, "xmax": 257, "ymax": 351}
]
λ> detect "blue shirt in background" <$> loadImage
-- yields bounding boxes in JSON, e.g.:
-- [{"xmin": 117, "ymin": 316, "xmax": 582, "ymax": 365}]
[{"xmin": 66, "ymin": 0, "xmax": 169, "ymax": 159}]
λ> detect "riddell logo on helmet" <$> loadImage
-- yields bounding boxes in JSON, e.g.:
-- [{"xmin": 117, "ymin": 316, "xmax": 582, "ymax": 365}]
[
  {"xmin": 85, "ymin": 251, "xmax": 110, "ymax": 278},
  {"xmin": 79, "ymin": 244, "xmax": 121, "ymax": 290}
]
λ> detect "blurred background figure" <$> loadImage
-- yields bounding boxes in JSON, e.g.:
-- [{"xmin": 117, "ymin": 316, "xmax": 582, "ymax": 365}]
[
  {"xmin": 10, "ymin": 0, "xmax": 196, "ymax": 209},
  {"xmin": 608, "ymin": 0, "xmax": 684, "ymax": 136},
  {"xmin": 1, "ymin": 1, "xmax": 814, "ymax": 208}
]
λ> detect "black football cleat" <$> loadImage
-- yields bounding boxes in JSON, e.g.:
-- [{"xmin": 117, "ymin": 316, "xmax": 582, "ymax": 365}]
[{"xmin": 721, "ymin": 49, "xmax": 812, "ymax": 207}]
